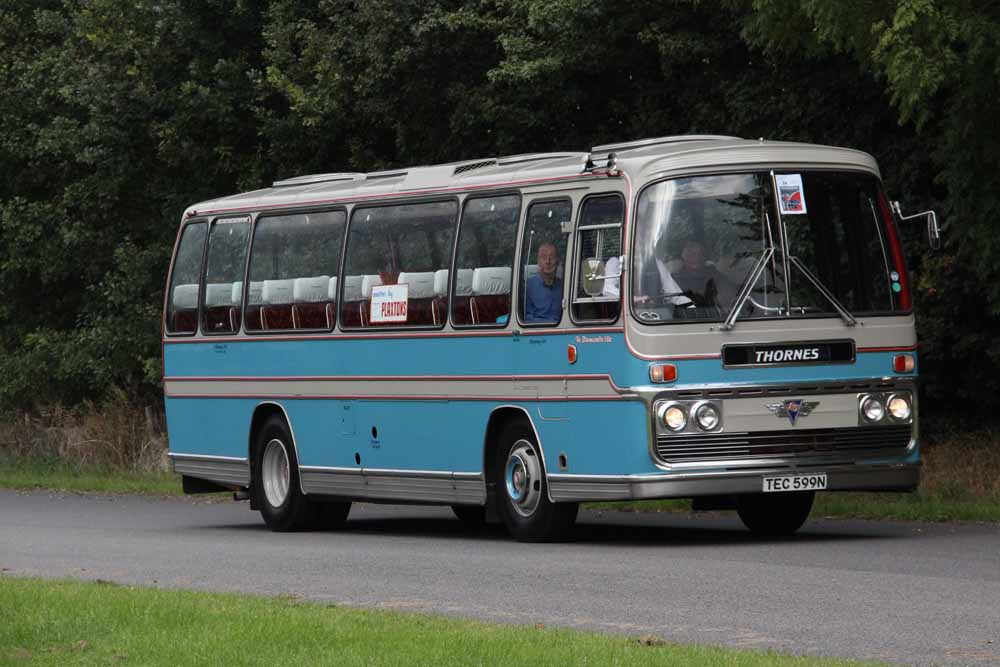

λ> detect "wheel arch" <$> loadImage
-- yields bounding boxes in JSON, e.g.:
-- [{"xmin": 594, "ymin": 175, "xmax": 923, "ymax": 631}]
[
  {"xmin": 248, "ymin": 401, "xmax": 306, "ymax": 496},
  {"xmin": 483, "ymin": 405, "xmax": 553, "ymax": 504}
]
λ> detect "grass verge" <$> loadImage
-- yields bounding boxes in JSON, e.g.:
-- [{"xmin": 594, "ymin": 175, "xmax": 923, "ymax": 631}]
[
  {"xmin": 0, "ymin": 459, "xmax": 181, "ymax": 496},
  {"xmin": 0, "ymin": 576, "xmax": 882, "ymax": 667}
]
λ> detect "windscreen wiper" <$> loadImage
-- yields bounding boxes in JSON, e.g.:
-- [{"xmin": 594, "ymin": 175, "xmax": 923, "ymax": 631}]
[
  {"xmin": 721, "ymin": 247, "xmax": 775, "ymax": 331},
  {"xmin": 788, "ymin": 256, "xmax": 857, "ymax": 327}
]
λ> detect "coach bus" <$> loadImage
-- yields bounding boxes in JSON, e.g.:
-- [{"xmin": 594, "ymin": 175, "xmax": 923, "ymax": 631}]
[{"xmin": 163, "ymin": 135, "xmax": 938, "ymax": 541}]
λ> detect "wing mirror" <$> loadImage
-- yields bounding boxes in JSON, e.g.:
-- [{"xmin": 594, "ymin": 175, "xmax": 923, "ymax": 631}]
[{"xmin": 892, "ymin": 201, "xmax": 941, "ymax": 250}]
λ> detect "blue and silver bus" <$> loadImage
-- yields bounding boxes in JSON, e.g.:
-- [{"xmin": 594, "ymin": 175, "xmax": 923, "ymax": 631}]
[{"xmin": 163, "ymin": 135, "xmax": 937, "ymax": 541}]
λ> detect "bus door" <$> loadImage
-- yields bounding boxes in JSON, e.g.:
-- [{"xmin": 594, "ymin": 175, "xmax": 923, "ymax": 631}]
[{"xmin": 514, "ymin": 198, "xmax": 574, "ymax": 409}]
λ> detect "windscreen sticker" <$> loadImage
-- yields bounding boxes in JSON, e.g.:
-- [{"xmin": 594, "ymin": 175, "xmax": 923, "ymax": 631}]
[
  {"xmin": 370, "ymin": 283, "xmax": 408, "ymax": 323},
  {"xmin": 776, "ymin": 174, "xmax": 808, "ymax": 215}
]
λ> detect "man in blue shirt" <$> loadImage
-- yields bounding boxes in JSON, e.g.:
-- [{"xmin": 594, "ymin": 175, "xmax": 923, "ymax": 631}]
[{"xmin": 524, "ymin": 242, "xmax": 562, "ymax": 323}]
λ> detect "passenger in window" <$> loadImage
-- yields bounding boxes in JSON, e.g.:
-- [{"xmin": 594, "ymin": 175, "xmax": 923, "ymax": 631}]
[{"xmin": 524, "ymin": 242, "xmax": 562, "ymax": 323}]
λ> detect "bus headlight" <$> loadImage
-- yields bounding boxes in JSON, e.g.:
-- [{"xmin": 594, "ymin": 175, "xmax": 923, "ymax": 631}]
[
  {"xmin": 861, "ymin": 396, "xmax": 885, "ymax": 422},
  {"xmin": 693, "ymin": 402, "xmax": 721, "ymax": 431},
  {"xmin": 887, "ymin": 394, "xmax": 912, "ymax": 421},
  {"xmin": 658, "ymin": 403, "xmax": 688, "ymax": 432}
]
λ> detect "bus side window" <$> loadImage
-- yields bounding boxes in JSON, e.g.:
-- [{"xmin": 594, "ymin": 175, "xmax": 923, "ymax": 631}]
[
  {"xmin": 342, "ymin": 201, "xmax": 457, "ymax": 329},
  {"xmin": 518, "ymin": 200, "xmax": 571, "ymax": 326},
  {"xmin": 245, "ymin": 211, "xmax": 345, "ymax": 332},
  {"xmin": 451, "ymin": 194, "xmax": 520, "ymax": 327},
  {"xmin": 572, "ymin": 195, "xmax": 624, "ymax": 323},
  {"xmin": 165, "ymin": 222, "xmax": 207, "ymax": 335},
  {"xmin": 201, "ymin": 217, "xmax": 251, "ymax": 335}
]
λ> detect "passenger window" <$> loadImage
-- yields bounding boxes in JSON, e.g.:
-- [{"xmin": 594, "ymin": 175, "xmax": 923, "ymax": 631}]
[
  {"xmin": 245, "ymin": 211, "xmax": 346, "ymax": 332},
  {"xmin": 165, "ymin": 222, "xmax": 207, "ymax": 334},
  {"xmin": 572, "ymin": 195, "xmax": 623, "ymax": 322},
  {"xmin": 341, "ymin": 201, "xmax": 457, "ymax": 328},
  {"xmin": 518, "ymin": 200, "xmax": 571, "ymax": 326},
  {"xmin": 451, "ymin": 195, "xmax": 520, "ymax": 327},
  {"xmin": 201, "ymin": 217, "xmax": 251, "ymax": 334}
]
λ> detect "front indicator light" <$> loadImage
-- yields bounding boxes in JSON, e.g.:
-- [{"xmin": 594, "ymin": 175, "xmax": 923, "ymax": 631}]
[
  {"xmin": 658, "ymin": 403, "xmax": 687, "ymax": 431},
  {"xmin": 893, "ymin": 354, "xmax": 915, "ymax": 373},
  {"xmin": 649, "ymin": 364, "xmax": 677, "ymax": 383},
  {"xmin": 887, "ymin": 394, "xmax": 912, "ymax": 420},
  {"xmin": 694, "ymin": 402, "xmax": 721, "ymax": 431},
  {"xmin": 861, "ymin": 396, "xmax": 885, "ymax": 422}
]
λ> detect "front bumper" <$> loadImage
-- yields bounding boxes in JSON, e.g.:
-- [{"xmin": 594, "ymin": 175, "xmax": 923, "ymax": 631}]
[{"xmin": 547, "ymin": 460, "xmax": 920, "ymax": 502}]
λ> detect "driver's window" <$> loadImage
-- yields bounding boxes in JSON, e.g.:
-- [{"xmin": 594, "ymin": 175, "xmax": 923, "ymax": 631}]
[
  {"xmin": 572, "ymin": 195, "xmax": 623, "ymax": 322},
  {"xmin": 518, "ymin": 200, "xmax": 571, "ymax": 326}
]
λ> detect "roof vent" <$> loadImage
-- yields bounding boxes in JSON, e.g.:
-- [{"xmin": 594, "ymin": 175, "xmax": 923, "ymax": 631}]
[
  {"xmin": 365, "ymin": 169, "xmax": 409, "ymax": 180},
  {"xmin": 452, "ymin": 159, "xmax": 497, "ymax": 176},
  {"xmin": 272, "ymin": 172, "xmax": 365, "ymax": 188}
]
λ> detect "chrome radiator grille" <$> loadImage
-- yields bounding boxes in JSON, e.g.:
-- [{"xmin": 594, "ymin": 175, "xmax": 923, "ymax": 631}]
[{"xmin": 656, "ymin": 425, "xmax": 912, "ymax": 464}]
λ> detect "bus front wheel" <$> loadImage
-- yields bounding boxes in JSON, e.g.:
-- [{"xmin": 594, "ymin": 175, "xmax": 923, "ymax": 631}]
[
  {"xmin": 252, "ymin": 414, "xmax": 350, "ymax": 531},
  {"xmin": 736, "ymin": 491, "xmax": 814, "ymax": 537},
  {"xmin": 495, "ymin": 422, "xmax": 578, "ymax": 542}
]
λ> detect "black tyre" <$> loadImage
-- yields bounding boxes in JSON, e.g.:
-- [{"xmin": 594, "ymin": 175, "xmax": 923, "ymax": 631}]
[
  {"xmin": 736, "ymin": 491, "xmax": 815, "ymax": 537},
  {"xmin": 310, "ymin": 499, "xmax": 352, "ymax": 530},
  {"xmin": 252, "ymin": 414, "xmax": 349, "ymax": 531},
  {"xmin": 495, "ymin": 421, "xmax": 578, "ymax": 542},
  {"xmin": 451, "ymin": 504, "xmax": 486, "ymax": 529}
]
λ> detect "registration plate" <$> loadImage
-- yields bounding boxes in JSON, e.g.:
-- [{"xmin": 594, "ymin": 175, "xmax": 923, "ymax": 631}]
[{"xmin": 762, "ymin": 473, "xmax": 827, "ymax": 493}]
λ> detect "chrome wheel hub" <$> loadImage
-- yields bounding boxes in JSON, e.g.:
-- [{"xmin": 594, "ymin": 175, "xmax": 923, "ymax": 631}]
[
  {"xmin": 504, "ymin": 440, "xmax": 542, "ymax": 518},
  {"xmin": 262, "ymin": 438, "xmax": 291, "ymax": 508}
]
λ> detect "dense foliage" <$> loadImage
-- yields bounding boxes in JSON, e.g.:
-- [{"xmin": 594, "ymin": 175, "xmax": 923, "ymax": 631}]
[{"xmin": 0, "ymin": 1, "xmax": 995, "ymax": 414}]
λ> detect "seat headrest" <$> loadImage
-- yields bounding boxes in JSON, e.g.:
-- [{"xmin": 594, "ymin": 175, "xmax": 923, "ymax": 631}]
[
  {"xmin": 342, "ymin": 275, "xmax": 363, "ymax": 302},
  {"xmin": 204, "ymin": 283, "xmax": 235, "ymax": 307},
  {"xmin": 433, "ymin": 269, "xmax": 449, "ymax": 297},
  {"xmin": 454, "ymin": 269, "xmax": 474, "ymax": 296},
  {"xmin": 361, "ymin": 274, "xmax": 383, "ymax": 299},
  {"xmin": 261, "ymin": 279, "xmax": 295, "ymax": 305},
  {"xmin": 293, "ymin": 275, "xmax": 330, "ymax": 303},
  {"xmin": 172, "ymin": 284, "xmax": 199, "ymax": 310},
  {"xmin": 397, "ymin": 272, "xmax": 436, "ymax": 299},
  {"xmin": 247, "ymin": 281, "xmax": 264, "ymax": 305},
  {"xmin": 523, "ymin": 264, "xmax": 539, "ymax": 283},
  {"xmin": 472, "ymin": 267, "xmax": 512, "ymax": 295}
]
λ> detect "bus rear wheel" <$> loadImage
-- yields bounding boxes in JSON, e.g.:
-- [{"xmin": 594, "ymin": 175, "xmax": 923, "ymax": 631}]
[
  {"xmin": 736, "ymin": 491, "xmax": 815, "ymax": 537},
  {"xmin": 252, "ymin": 414, "xmax": 350, "ymax": 532},
  {"xmin": 495, "ymin": 422, "xmax": 578, "ymax": 542}
]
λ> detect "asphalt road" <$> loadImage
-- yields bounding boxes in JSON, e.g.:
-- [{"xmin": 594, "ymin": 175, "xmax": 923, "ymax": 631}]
[{"xmin": 1, "ymin": 490, "xmax": 998, "ymax": 666}]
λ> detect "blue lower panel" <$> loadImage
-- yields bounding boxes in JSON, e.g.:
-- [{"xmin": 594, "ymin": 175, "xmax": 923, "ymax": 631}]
[
  {"xmin": 165, "ymin": 397, "xmax": 257, "ymax": 459},
  {"xmin": 166, "ymin": 396, "xmax": 655, "ymax": 477}
]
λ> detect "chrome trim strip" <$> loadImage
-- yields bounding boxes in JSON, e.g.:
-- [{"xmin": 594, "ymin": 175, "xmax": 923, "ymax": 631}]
[
  {"xmin": 168, "ymin": 453, "xmax": 248, "ymax": 463},
  {"xmin": 299, "ymin": 465, "xmax": 481, "ymax": 480},
  {"xmin": 299, "ymin": 467, "xmax": 486, "ymax": 505},
  {"xmin": 547, "ymin": 462, "xmax": 919, "ymax": 502},
  {"xmin": 171, "ymin": 455, "xmax": 250, "ymax": 487}
]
